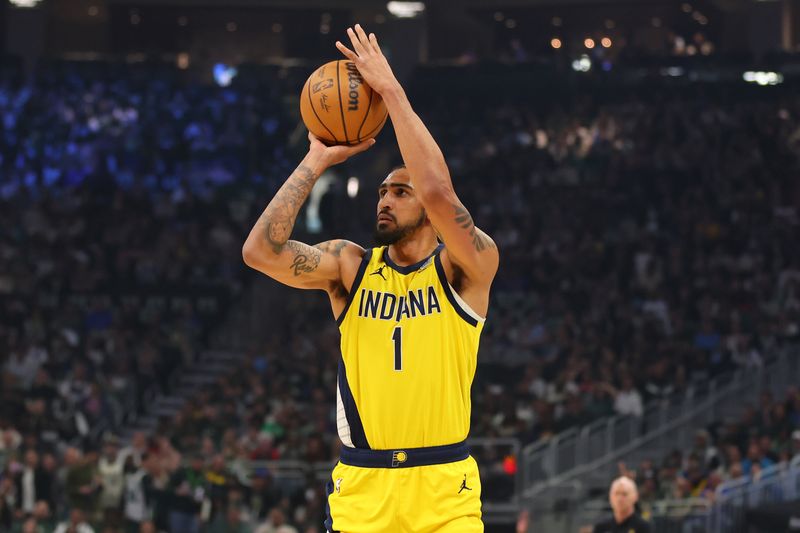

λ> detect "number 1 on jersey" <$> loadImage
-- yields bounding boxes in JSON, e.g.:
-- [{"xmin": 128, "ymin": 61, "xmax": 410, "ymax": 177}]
[{"xmin": 392, "ymin": 326, "xmax": 403, "ymax": 371}]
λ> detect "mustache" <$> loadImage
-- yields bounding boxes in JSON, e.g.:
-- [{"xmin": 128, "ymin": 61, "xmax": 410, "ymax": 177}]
[{"xmin": 377, "ymin": 211, "xmax": 396, "ymax": 223}]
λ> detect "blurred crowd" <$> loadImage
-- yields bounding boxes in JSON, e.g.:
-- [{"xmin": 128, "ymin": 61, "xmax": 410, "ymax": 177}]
[
  {"xmin": 621, "ymin": 387, "xmax": 800, "ymax": 514},
  {"xmin": 1, "ymin": 58, "xmax": 800, "ymax": 531}
]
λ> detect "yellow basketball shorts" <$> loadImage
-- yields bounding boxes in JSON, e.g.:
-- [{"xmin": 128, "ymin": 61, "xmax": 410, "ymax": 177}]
[{"xmin": 324, "ymin": 442, "xmax": 483, "ymax": 533}]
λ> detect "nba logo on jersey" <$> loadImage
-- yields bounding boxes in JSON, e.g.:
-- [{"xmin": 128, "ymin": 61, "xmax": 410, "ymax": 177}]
[{"xmin": 391, "ymin": 451, "xmax": 408, "ymax": 467}]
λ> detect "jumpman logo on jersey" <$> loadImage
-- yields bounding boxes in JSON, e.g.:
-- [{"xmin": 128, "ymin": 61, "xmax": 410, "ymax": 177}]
[
  {"xmin": 370, "ymin": 265, "xmax": 387, "ymax": 280},
  {"xmin": 458, "ymin": 474, "xmax": 472, "ymax": 494}
]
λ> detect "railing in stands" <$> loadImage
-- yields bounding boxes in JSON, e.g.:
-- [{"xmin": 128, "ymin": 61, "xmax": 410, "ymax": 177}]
[
  {"xmin": 521, "ymin": 348, "xmax": 800, "ymax": 500},
  {"xmin": 708, "ymin": 454, "xmax": 800, "ymax": 533}
]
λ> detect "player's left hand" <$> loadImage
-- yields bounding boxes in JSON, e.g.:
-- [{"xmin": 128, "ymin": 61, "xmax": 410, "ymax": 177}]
[{"xmin": 336, "ymin": 25, "xmax": 399, "ymax": 95}]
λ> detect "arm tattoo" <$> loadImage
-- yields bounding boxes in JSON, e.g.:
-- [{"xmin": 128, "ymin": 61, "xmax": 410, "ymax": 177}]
[
  {"xmin": 453, "ymin": 203, "xmax": 494, "ymax": 252},
  {"xmin": 259, "ymin": 164, "xmax": 318, "ymax": 253},
  {"xmin": 286, "ymin": 241, "xmax": 322, "ymax": 276}
]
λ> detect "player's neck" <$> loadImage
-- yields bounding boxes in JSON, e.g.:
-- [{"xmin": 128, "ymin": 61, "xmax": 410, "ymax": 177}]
[
  {"xmin": 387, "ymin": 235, "xmax": 440, "ymax": 267},
  {"xmin": 613, "ymin": 507, "xmax": 634, "ymax": 524}
]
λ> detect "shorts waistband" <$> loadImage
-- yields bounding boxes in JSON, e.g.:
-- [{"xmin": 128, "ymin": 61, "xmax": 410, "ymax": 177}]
[{"xmin": 339, "ymin": 441, "xmax": 469, "ymax": 468}]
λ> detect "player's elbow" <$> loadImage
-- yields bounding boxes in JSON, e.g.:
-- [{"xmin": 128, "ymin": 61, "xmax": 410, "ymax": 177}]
[{"xmin": 242, "ymin": 240, "xmax": 266, "ymax": 269}]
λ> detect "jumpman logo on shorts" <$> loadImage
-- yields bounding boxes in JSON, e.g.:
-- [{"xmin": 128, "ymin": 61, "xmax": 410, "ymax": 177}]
[
  {"xmin": 370, "ymin": 265, "xmax": 387, "ymax": 280},
  {"xmin": 458, "ymin": 474, "xmax": 472, "ymax": 494}
]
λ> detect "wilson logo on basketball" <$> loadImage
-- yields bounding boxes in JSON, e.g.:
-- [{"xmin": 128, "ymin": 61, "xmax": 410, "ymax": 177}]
[
  {"xmin": 312, "ymin": 79, "xmax": 334, "ymax": 93},
  {"xmin": 346, "ymin": 62, "xmax": 363, "ymax": 111}
]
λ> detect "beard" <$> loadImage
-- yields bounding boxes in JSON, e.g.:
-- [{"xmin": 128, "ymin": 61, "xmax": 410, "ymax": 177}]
[{"xmin": 374, "ymin": 210, "xmax": 427, "ymax": 246}]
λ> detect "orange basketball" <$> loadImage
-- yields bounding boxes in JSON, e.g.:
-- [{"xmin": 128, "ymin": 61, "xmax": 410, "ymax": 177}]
[{"xmin": 300, "ymin": 60, "xmax": 388, "ymax": 146}]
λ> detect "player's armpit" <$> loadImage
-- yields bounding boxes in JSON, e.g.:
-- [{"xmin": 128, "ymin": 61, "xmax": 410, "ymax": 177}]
[{"xmin": 243, "ymin": 238, "xmax": 363, "ymax": 291}]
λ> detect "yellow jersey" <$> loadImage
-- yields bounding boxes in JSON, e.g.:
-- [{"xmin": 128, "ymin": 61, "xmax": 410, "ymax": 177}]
[{"xmin": 335, "ymin": 244, "xmax": 485, "ymax": 450}]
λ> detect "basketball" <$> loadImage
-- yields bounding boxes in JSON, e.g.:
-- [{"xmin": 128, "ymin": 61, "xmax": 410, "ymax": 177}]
[{"xmin": 300, "ymin": 60, "xmax": 388, "ymax": 146}]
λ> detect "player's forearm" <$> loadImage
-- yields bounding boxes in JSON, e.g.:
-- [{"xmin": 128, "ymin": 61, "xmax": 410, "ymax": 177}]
[
  {"xmin": 244, "ymin": 153, "xmax": 328, "ymax": 258},
  {"xmin": 381, "ymin": 84, "xmax": 454, "ymax": 200}
]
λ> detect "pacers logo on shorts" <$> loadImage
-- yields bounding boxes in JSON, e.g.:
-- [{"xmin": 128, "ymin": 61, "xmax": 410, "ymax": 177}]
[{"xmin": 391, "ymin": 451, "xmax": 408, "ymax": 467}]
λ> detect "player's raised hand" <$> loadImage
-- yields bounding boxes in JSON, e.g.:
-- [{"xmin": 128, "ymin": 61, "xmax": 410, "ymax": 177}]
[
  {"xmin": 336, "ymin": 25, "xmax": 399, "ymax": 95},
  {"xmin": 308, "ymin": 131, "xmax": 375, "ymax": 166}
]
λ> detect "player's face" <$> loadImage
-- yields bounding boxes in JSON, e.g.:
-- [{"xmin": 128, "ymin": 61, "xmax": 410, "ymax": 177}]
[{"xmin": 375, "ymin": 169, "xmax": 427, "ymax": 245}]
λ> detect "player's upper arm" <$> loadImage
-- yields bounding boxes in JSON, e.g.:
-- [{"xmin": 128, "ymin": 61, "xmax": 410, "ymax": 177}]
[
  {"xmin": 421, "ymin": 186, "xmax": 499, "ymax": 283},
  {"xmin": 242, "ymin": 238, "xmax": 363, "ymax": 292}
]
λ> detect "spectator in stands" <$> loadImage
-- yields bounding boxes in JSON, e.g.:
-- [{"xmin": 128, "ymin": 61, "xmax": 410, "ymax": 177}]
[
  {"xmin": 53, "ymin": 509, "xmax": 95, "ymax": 533},
  {"xmin": 691, "ymin": 429, "xmax": 720, "ymax": 471},
  {"xmin": 0, "ymin": 475, "xmax": 14, "ymax": 530},
  {"xmin": 64, "ymin": 447, "xmax": 99, "ymax": 514},
  {"xmin": 791, "ymin": 430, "xmax": 800, "ymax": 459},
  {"xmin": 208, "ymin": 506, "xmax": 253, "ymax": 533},
  {"xmin": 166, "ymin": 452, "xmax": 206, "ymax": 533},
  {"xmin": 13, "ymin": 449, "xmax": 52, "ymax": 518},
  {"xmin": 255, "ymin": 508, "xmax": 298, "ymax": 533},
  {"xmin": 741, "ymin": 441, "xmax": 775, "ymax": 476},
  {"xmin": 245, "ymin": 468, "xmax": 281, "ymax": 522},
  {"xmin": 97, "ymin": 435, "xmax": 126, "ymax": 526},
  {"xmin": 608, "ymin": 376, "xmax": 645, "ymax": 418},
  {"xmin": 122, "ymin": 453, "xmax": 155, "ymax": 533}
]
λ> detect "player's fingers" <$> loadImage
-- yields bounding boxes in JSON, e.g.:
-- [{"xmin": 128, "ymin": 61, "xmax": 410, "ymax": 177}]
[
  {"xmin": 346, "ymin": 27, "xmax": 367, "ymax": 57},
  {"xmin": 349, "ymin": 138, "xmax": 377, "ymax": 154},
  {"xmin": 369, "ymin": 32, "xmax": 381, "ymax": 54},
  {"xmin": 335, "ymin": 41, "xmax": 357, "ymax": 61},
  {"xmin": 354, "ymin": 24, "xmax": 371, "ymax": 52}
]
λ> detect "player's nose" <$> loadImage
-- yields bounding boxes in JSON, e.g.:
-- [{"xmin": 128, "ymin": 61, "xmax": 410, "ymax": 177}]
[{"xmin": 378, "ymin": 196, "xmax": 392, "ymax": 211}]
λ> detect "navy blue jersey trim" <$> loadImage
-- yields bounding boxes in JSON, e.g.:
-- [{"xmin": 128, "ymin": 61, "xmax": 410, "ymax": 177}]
[
  {"xmin": 383, "ymin": 243, "xmax": 444, "ymax": 274},
  {"xmin": 434, "ymin": 253, "xmax": 479, "ymax": 327},
  {"xmin": 337, "ymin": 360, "xmax": 370, "ymax": 449},
  {"xmin": 324, "ymin": 479, "xmax": 339, "ymax": 532},
  {"xmin": 335, "ymin": 248, "xmax": 373, "ymax": 327},
  {"xmin": 340, "ymin": 440, "xmax": 469, "ymax": 468}
]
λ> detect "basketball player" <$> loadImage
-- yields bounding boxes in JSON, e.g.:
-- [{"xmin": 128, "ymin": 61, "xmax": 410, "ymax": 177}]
[{"xmin": 243, "ymin": 24, "xmax": 498, "ymax": 532}]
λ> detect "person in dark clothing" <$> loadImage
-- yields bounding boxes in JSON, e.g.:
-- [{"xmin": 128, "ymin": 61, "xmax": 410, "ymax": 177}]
[
  {"xmin": 14, "ymin": 450, "xmax": 54, "ymax": 515},
  {"xmin": 245, "ymin": 468, "xmax": 281, "ymax": 521},
  {"xmin": 593, "ymin": 477, "xmax": 651, "ymax": 533},
  {"xmin": 166, "ymin": 453, "xmax": 207, "ymax": 533}
]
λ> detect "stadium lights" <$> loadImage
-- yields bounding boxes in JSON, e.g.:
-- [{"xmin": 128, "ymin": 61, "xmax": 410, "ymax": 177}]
[
  {"xmin": 213, "ymin": 64, "xmax": 238, "ymax": 87},
  {"xmin": 386, "ymin": 1, "xmax": 425, "ymax": 18},
  {"xmin": 743, "ymin": 71, "xmax": 783, "ymax": 86},
  {"xmin": 8, "ymin": 0, "xmax": 43, "ymax": 7},
  {"xmin": 660, "ymin": 67, "xmax": 685, "ymax": 77},
  {"xmin": 347, "ymin": 177, "xmax": 359, "ymax": 198},
  {"xmin": 572, "ymin": 55, "xmax": 591, "ymax": 72}
]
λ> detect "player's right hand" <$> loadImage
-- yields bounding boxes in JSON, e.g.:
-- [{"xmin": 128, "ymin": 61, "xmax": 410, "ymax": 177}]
[{"xmin": 308, "ymin": 131, "xmax": 376, "ymax": 166}]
